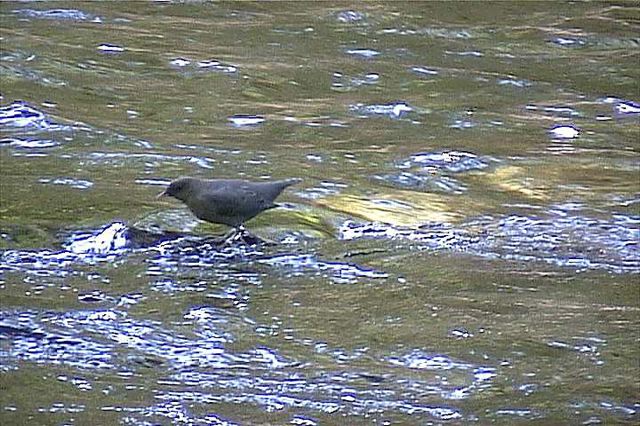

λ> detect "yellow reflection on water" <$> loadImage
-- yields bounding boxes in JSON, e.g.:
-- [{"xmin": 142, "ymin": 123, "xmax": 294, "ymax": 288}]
[
  {"xmin": 315, "ymin": 192, "xmax": 463, "ymax": 227},
  {"xmin": 486, "ymin": 165, "xmax": 551, "ymax": 200}
]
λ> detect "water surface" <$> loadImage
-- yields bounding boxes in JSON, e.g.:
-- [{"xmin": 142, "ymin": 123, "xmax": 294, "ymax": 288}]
[{"xmin": 1, "ymin": 2, "xmax": 639, "ymax": 424}]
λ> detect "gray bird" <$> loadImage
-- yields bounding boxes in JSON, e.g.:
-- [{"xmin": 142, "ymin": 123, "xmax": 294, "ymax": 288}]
[{"xmin": 157, "ymin": 177, "xmax": 301, "ymax": 241}]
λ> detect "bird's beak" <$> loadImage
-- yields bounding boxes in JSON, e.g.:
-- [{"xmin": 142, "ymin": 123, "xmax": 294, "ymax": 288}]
[{"xmin": 157, "ymin": 189, "xmax": 168, "ymax": 199}]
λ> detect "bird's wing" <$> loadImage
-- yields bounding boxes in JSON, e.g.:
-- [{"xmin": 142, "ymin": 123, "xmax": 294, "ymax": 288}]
[{"xmin": 201, "ymin": 184, "xmax": 272, "ymax": 216}]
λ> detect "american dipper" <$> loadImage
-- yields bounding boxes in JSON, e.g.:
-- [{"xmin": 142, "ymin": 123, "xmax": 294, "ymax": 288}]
[{"xmin": 157, "ymin": 177, "xmax": 301, "ymax": 238}]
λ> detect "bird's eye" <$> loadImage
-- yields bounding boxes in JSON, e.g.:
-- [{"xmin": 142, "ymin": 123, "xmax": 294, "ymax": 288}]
[{"xmin": 171, "ymin": 181, "xmax": 186, "ymax": 194}]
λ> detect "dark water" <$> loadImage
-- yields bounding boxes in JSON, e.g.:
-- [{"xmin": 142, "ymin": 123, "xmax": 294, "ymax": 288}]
[{"xmin": 1, "ymin": 2, "xmax": 639, "ymax": 424}]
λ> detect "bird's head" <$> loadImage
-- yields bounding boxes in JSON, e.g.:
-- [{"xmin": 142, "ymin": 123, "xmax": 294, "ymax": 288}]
[{"xmin": 157, "ymin": 177, "xmax": 194, "ymax": 201}]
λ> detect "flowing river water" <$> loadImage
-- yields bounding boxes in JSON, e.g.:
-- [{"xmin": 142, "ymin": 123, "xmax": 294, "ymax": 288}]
[{"xmin": 1, "ymin": 2, "xmax": 639, "ymax": 424}]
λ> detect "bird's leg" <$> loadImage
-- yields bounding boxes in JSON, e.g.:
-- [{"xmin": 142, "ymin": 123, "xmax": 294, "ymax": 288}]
[
  {"xmin": 237, "ymin": 225, "xmax": 274, "ymax": 245},
  {"xmin": 218, "ymin": 225, "xmax": 273, "ymax": 246},
  {"xmin": 222, "ymin": 227, "xmax": 240, "ymax": 241},
  {"xmin": 219, "ymin": 225, "xmax": 246, "ymax": 246}
]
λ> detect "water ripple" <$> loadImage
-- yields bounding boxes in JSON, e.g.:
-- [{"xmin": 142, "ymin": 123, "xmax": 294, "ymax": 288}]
[
  {"xmin": 600, "ymin": 97, "xmax": 640, "ymax": 118},
  {"xmin": 410, "ymin": 66, "xmax": 439, "ymax": 76},
  {"xmin": 83, "ymin": 151, "xmax": 216, "ymax": 169},
  {"xmin": 227, "ymin": 115, "xmax": 266, "ymax": 127},
  {"xmin": 1, "ymin": 222, "xmax": 387, "ymax": 289},
  {"xmin": 170, "ymin": 57, "xmax": 238, "ymax": 74},
  {"xmin": 548, "ymin": 124, "xmax": 580, "ymax": 140},
  {"xmin": 375, "ymin": 150, "xmax": 495, "ymax": 193},
  {"xmin": 13, "ymin": 8, "xmax": 101, "ymax": 22},
  {"xmin": 345, "ymin": 48, "xmax": 380, "ymax": 59},
  {"xmin": 0, "ymin": 137, "xmax": 59, "ymax": 149},
  {"xmin": 197, "ymin": 59, "xmax": 238, "ymax": 73},
  {"xmin": 525, "ymin": 104, "xmax": 581, "ymax": 117},
  {"xmin": 399, "ymin": 151, "xmax": 493, "ymax": 172},
  {"xmin": 38, "ymin": 177, "xmax": 94, "ymax": 190},
  {"xmin": 550, "ymin": 37, "xmax": 586, "ymax": 47},
  {"xmin": 97, "ymin": 43, "xmax": 125, "ymax": 54},
  {"xmin": 0, "ymin": 101, "xmax": 55, "ymax": 129},
  {"xmin": 0, "ymin": 312, "xmax": 114, "ymax": 370},
  {"xmin": 349, "ymin": 102, "xmax": 414, "ymax": 119},
  {"xmin": 257, "ymin": 254, "xmax": 388, "ymax": 284},
  {"xmin": 339, "ymin": 212, "xmax": 639, "ymax": 274},
  {"xmin": 154, "ymin": 387, "xmax": 462, "ymax": 420},
  {"xmin": 335, "ymin": 10, "xmax": 366, "ymax": 24},
  {"xmin": 332, "ymin": 71, "xmax": 379, "ymax": 90}
]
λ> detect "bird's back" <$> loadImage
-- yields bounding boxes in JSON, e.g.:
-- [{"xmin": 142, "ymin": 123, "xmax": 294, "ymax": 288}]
[
  {"xmin": 246, "ymin": 178, "xmax": 301, "ymax": 203},
  {"xmin": 187, "ymin": 178, "xmax": 300, "ymax": 227}
]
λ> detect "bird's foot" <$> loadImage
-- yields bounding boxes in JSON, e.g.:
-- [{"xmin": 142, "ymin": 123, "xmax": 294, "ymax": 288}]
[
  {"xmin": 215, "ymin": 227, "xmax": 262, "ymax": 247},
  {"xmin": 217, "ymin": 227, "xmax": 277, "ymax": 247}
]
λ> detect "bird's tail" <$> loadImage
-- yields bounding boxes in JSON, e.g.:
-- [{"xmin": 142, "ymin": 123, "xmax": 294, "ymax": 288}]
[{"xmin": 281, "ymin": 178, "xmax": 303, "ymax": 187}]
